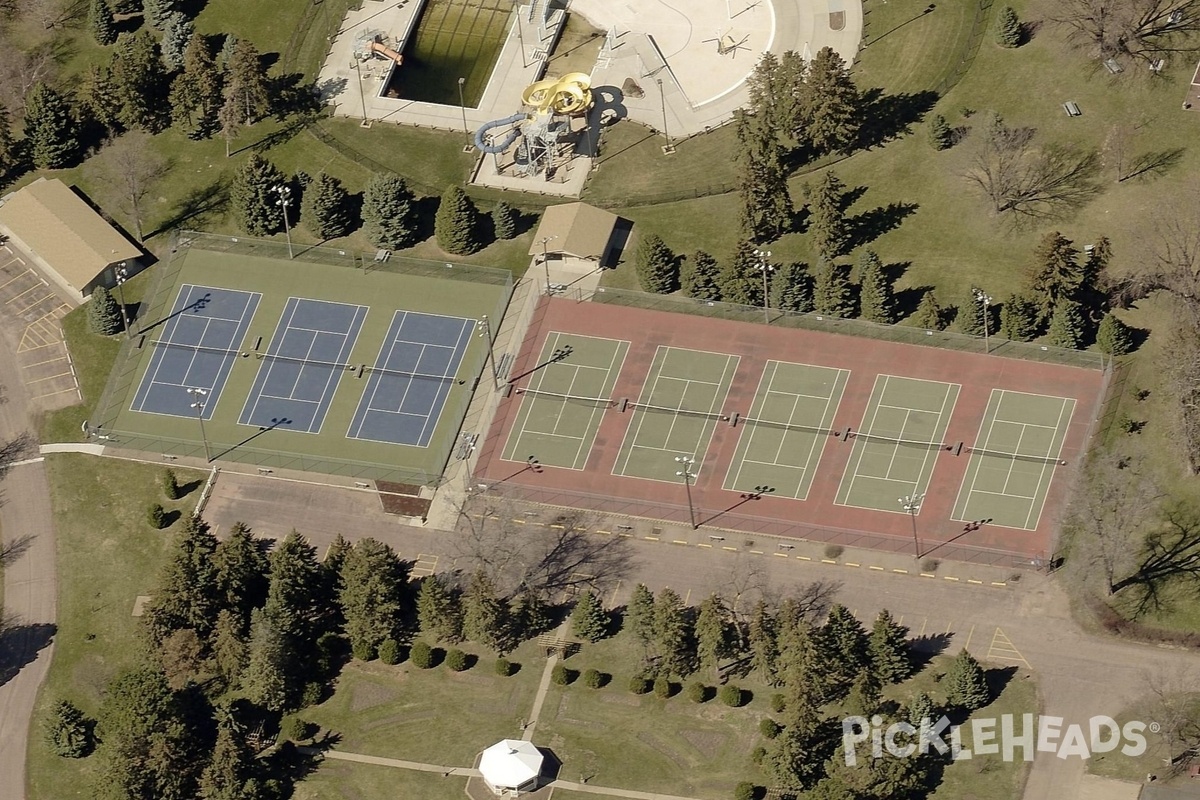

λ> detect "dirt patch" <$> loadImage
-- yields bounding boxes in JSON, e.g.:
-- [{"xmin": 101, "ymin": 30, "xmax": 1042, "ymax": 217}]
[
  {"xmin": 635, "ymin": 730, "xmax": 689, "ymax": 769},
  {"xmin": 376, "ymin": 480, "xmax": 422, "ymax": 496},
  {"xmin": 681, "ymin": 729, "xmax": 727, "ymax": 759},
  {"xmin": 379, "ymin": 492, "xmax": 431, "ymax": 518},
  {"xmin": 350, "ymin": 680, "xmax": 401, "ymax": 712},
  {"xmin": 599, "ymin": 692, "xmax": 641, "ymax": 707}
]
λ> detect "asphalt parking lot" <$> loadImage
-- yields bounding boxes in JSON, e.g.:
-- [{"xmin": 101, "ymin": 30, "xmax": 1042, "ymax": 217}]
[{"xmin": 0, "ymin": 246, "xmax": 80, "ymax": 410}]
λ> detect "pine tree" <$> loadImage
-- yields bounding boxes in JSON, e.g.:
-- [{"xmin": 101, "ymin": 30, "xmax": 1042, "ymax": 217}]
[
  {"xmin": 89, "ymin": 0, "xmax": 116, "ymax": 46},
  {"xmin": 857, "ymin": 249, "xmax": 895, "ymax": 324},
  {"xmin": 301, "ymin": 172, "xmax": 353, "ymax": 240},
  {"xmin": 771, "ymin": 261, "xmax": 814, "ymax": 313},
  {"xmin": 434, "ymin": 185, "xmax": 481, "ymax": 255},
  {"xmin": 339, "ymin": 538, "xmax": 408, "ymax": 661},
  {"xmin": 653, "ymin": 587, "xmax": 691, "ymax": 678},
  {"xmin": 142, "ymin": 0, "xmax": 178, "ymax": 30},
  {"xmin": 80, "ymin": 64, "xmax": 121, "ymax": 136},
  {"xmin": 224, "ymin": 38, "xmax": 270, "ymax": 124},
  {"xmin": 321, "ymin": 533, "xmax": 352, "ymax": 607},
  {"xmin": 748, "ymin": 600, "xmax": 779, "ymax": 685},
  {"xmin": 955, "ymin": 287, "xmax": 987, "ymax": 336},
  {"xmin": 994, "ymin": 6, "xmax": 1022, "ymax": 47},
  {"xmin": 906, "ymin": 691, "xmax": 935, "ymax": 727},
  {"xmin": 210, "ymin": 609, "xmax": 247, "ymax": 686},
  {"xmin": 24, "ymin": 83, "xmax": 77, "ymax": 169},
  {"xmin": 813, "ymin": 258, "xmax": 854, "ymax": 318},
  {"xmin": 928, "ymin": 113, "xmax": 953, "ymax": 150},
  {"xmin": 88, "ymin": 286, "xmax": 123, "ymax": 335},
  {"xmin": 776, "ymin": 613, "xmax": 830, "ymax": 699},
  {"xmin": 570, "ymin": 591, "xmax": 609, "ymax": 643},
  {"xmin": 625, "ymin": 583, "xmax": 656, "ymax": 647},
  {"xmin": 240, "ymin": 607, "xmax": 290, "ymax": 712},
  {"xmin": 217, "ymin": 89, "xmax": 242, "ymax": 157},
  {"xmin": 110, "ymin": 31, "xmax": 169, "ymax": 132},
  {"xmin": 819, "ymin": 605, "xmax": 869, "ymax": 696},
  {"xmin": 767, "ymin": 686, "xmax": 825, "ymax": 791},
  {"xmin": 230, "ymin": 152, "xmax": 285, "ymax": 235},
  {"xmin": 745, "ymin": 52, "xmax": 792, "ymax": 140},
  {"xmin": 143, "ymin": 516, "xmax": 221, "ymax": 645},
  {"xmin": 44, "ymin": 699, "xmax": 93, "ymax": 758},
  {"xmin": 1027, "ymin": 231, "xmax": 1082, "ymax": 324},
  {"xmin": 198, "ymin": 716, "xmax": 256, "ymax": 800},
  {"xmin": 492, "ymin": 201, "xmax": 518, "ymax": 240},
  {"xmin": 795, "ymin": 47, "xmax": 859, "ymax": 154},
  {"xmin": 944, "ymin": 649, "xmax": 990, "ymax": 711},
  {"xmin": 867, "ymin": 609, "xmax": 911, "ymax": 684},
  {"xmin": 263, "ymin": 532, "xmax": 323, "ymax": 645},
  {"xmin": 735, "ymin": 108, "xmax": 793, "ymax": 243},
  {"xmin": 1095, "ymin": 313, "xmax": 1134, "ymax": 356},
  {"xmin": 681, "ymin": 250, "xmax": 723, "ymax": 301},
  {"xmin": 512, "ymin": 587, "xmax": 549, "ymax": 640},
  {"xmin": 1047, "ymin": 299, "xmax": 1086, "ymax": 349},
  {"xmin": 462, "ymin": 571, "xmax": 504, "ymax": 651},
  {"xmin": 635, "ymin": 233, "xmax": 679, "ymax": 294},
  {"xmin": 160, "ymin": 12, "xmax": 193, "ymax": 70},
  {"xmin": 912, "ymin": 289, "xmax": 944, "ymax": 330},
  {"xmin": 213, "ymin": 522, "xmax": 268, "ymax": 630},
  {"xmin": 718, "ymin": 239, "xmax": 764, "ymax": 306},
  {"xmin": 169, "ymin": 35, "xmax": 222, "ymax": 138},
  {"xmin": 1000, "ymin": 294, "xmax": 1039, "ymax": 341},
  {"xmin": 417, "ymin": 574, "xmax": 463, "ymax": 643},
  {"xmin": 805, "ymin": 171, "xmax": 850, "ymax": 261},
  {"xmin": 217, "ymin": 34, "xmax": 238, "ymax": 70},
  {"xmin": 0, "ymin": 106, "xmax": 19, "ymax": 182},
  {"xmin": 362, "ymin": 173, "xmax": 419, "ymax": 249},
  {"xmin": 844, "ymin": 670, "xmax": 882, "ymax": 717},
  {"xmin": 695, "ymin": 593, "xmax": 733, "ymax": 680}
]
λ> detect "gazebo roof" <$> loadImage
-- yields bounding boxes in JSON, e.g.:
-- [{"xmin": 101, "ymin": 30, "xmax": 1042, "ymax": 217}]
[{"xmin": 479, "ymin": 739, "xmax": 543, "ymax": 788}]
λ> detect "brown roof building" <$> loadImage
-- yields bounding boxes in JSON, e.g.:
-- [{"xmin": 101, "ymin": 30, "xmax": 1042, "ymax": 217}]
[
  {"xmin": 0, "ymin": 178, "xmax": 143, "ymax": 303},
  {"xmin": 528, "ymin": 202, "xmax": 619, "ymax": 264}
]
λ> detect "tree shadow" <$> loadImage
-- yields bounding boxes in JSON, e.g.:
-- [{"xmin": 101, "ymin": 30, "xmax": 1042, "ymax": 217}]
[
  {"xmin": 847, "ymin": 201, "xmax": 919, "ymax": 249},
  {"xmin": 146, "ymin": 177, "xmax": 229, "ymax": 239},
  {"xmin": 0, "ymin": 533, "xmax": 35, "ymax": 567},
  {"xmin": 840, "ymin": 185, "xmax": 869, "ymax": 212},
  {"xmin": 0, "ymin": 619, "xmax": 56, "ymax": 688},
  {"xmin": 269, "ymin": 74, "xmax": 323, "ymax": 121},
  {"xmin": 245, "ymin": 116, "xmax": 316, "ymax": 155},
  {"xmin": 984, "ymin": 665, "xmax": 1019, "ymax": 703},
  {"xmin": 413, "ymin": 195, "xmax": 440, "ymax": 243},
  {"xmin": 1123, "ymin": 148, "xmax": 1186, "ymax": 182},
  {"xmin": 161, "ymin": 509, "xmax": 183, "ymax": 528},
  {"xmin": 855, "ymin": 88, "xmax": 939, "ymax": 150},
  {"xmin": 908, "ymin": 632, "xmax": 953, "ymax": 673}
]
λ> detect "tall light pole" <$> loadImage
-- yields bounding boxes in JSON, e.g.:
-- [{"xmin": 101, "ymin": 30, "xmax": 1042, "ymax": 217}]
[
  {"xmin": 458, "ymin": 77, "xmax": 472, "ymax": 152},
  {"xmin": 675, "ymin": 455, "xmax": 697, "ymax": 530},
  {"xmin": 899, "ymin": 492, "xmax": 925, "ymax": 560},
  {"xmin": 114, "ymin": 262, "xmax": 131, "ymax": 337},
  {"xmin": 477, "ymin": 315, "xmax": 500, "ymax": 389},
  {"xmin": 754, "ymin": 249, "xmax": 773, "ymax": 324},
  {"xmin": 974, "ymin": 288, "xmax": 992, "ymax": 354},
  {"xmin": 272, "ymin": 185, "xmax": 294, "ymax": 259},
  {"xmin": 657, "ymin": 78, "xmax": 674, "ymax": 154},
  {"xmin": 539, "ymin": 235, "xmax": 557, "ymax": 293},
  {"xmin": 353, "ymin": 56, "xmax": 370, "ymax": 125},
  {"xmin": 187, "ymin": 387, "xmax": 212, "ymax": 463}
]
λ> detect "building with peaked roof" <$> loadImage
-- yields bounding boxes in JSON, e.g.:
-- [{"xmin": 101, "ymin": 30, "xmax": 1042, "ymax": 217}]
[
  {"xmin": 0, "ymin": 177, "xmax": 143, "ymax": 303},
  {"xmin": 478, "ymin": 739, "xmax": 543, "ymax": 796},
  {"xmin": 528, "ymin": 202, "xmax": 619, "ymax": 265}
]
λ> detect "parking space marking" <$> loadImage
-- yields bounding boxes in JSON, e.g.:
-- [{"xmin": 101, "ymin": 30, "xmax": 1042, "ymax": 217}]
[
  {"xmin": 987, "ymin": 627, "xmax": 1030, "ymax": 667},
  {"xmin": 412, "ymin": 553, "xmax": 439, "ymax": 578}
]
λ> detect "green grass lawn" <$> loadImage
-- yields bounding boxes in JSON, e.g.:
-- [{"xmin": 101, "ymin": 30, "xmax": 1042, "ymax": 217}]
[
  {"xmin": 293, "ymin": 760, "xmax": 469, "ymax": 800},
  {"xmin": 26, "ymin": 454, "xmax": 205, "ymax": 800},
  {"xmin": 1088, "ymin": 692, "xmax": 1200, "ymax": 784}
]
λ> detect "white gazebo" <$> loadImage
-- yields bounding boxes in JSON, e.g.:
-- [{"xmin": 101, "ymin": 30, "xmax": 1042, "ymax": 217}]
[{"xmin": 479, "ymin": 739, "xmax": 543, "ymax": 796}]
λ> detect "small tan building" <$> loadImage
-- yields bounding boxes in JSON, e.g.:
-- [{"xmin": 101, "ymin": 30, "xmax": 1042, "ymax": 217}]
[
  {"xmin": 528, "ymin": 202, "xmax": 619, "ymax": 266},
  {"xmin": 0, "ymin": 177, "xmax": 143, "ymax": 303}
]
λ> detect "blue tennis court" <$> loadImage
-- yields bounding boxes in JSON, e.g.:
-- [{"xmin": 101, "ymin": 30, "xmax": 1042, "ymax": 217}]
[
  {"xmin": 130, "ymin": 284, "xmax": 261, "ymax": 419},
  {"xmin": 347, "ymin": 311, "xmax": 473, "ymax": 446},
  {"xmin": 238, "ymin": 298, "xmax": 367, "ymax": 433}
]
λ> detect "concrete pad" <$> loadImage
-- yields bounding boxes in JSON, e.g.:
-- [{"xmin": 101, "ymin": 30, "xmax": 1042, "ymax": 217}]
[
  {"xmin": 1076, "ymin": 774, "xmax": 1141, "ymax": 800},
  {"xmin": 131, "ymin": 595, "xmax": 151, "ymax": 617}
]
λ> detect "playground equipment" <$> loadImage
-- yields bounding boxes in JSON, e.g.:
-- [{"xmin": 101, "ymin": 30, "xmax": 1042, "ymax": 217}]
[
  {"xmin": 353, "ymin": 30, "xmax": 404, "ymax": 65},
  {"xmin": 473, "ymin": 73, "xmax": 593, "ymax": 178}
]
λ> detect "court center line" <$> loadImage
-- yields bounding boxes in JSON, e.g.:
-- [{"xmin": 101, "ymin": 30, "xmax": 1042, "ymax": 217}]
[
  {"xmin": 728, "ymin": 360, "xmax": 777, "ymax": 491},
  {"xmin": 842, "ymin": 375, "xmax": 890, "ymax": 503},
  {"xmin": 414, "ymin": 318, "xmax": 472, "ymax": 446},
  {"xmin": 1022, "ymin": 396, "xmax": 1073, "ymax": 530},
  {"xmin": 571, "ymin": 341, "xmax": 627, "ymax": 469}
]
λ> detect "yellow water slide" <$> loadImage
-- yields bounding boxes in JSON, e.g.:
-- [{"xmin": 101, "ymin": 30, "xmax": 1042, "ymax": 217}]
[{"xmin": 520, "ymin": 72, "xmax": 593, "ymax": 116}]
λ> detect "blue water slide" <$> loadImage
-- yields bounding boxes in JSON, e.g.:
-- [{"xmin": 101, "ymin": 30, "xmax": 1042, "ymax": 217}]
[{"xmin": 474, "ymin": 113, "xmax": 527, "ymax": 153}]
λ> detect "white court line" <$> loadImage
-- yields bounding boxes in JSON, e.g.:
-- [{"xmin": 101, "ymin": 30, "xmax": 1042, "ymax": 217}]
[
  {"xmin": 908, "ymin": 384, "xmax": 957, "ymax": 496},
  {"xmin": 841, "ymin": 375, "xmax": 890, "ymax": 502},
  {"xmin": 727, "ymin": 360, "xmax": 778, "ymax": 491},
  {"xmin": 612, "ymin": 345, "xmax": 668, "ymax": 476},
  {"xmin": 348, "ymin": 310, "xmax": 409, "ymax": 440},
  {"xmin": 1022, "ymin": 397, "xmax": 1073, "ymax": 529},
  {"xmin": 413, "ymin": 318, "xmax": 471, "ymax": 445},
  {"xmin": 570, "ymin": 342, "xmax": 627, "ymax": 469}
]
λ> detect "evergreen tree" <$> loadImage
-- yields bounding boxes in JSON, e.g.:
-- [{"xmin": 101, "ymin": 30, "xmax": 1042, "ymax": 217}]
[
  {"xmin": 1000, "ymin": 293, "xmax": 1039, "ymax": 341},
  {"xmin": 143, "ymin": 515, "xmax": 221, "ymax": 645},
  {"xmin": 813, "ymin": 258, "xmax": 854, "ymax": 318},
  {"xmin": 857, "ymin": 249, "xmax": 895, "ymax": 324},
  {"xmin": 511, "ymin": 587, "xmax": 549, "ymax": 640},
  {"xmin": 210, "ymin": 609, "xmax": 247, "ymax": 686},
  {"xmin": 912, "ymin": 289, "xmax": 944, "ymax": 330},
  {"xmin": 718, "ymin": 239, "xmax": 764, "ymax": 306},
  {"xmin": 462, "ymin": 571, "xmax": 505, "ymax": 652},
  {"xmin": 89, "ymin": 0, "xmax": 116, "ymax": 46},
  {"xmin": 230, "ymin": 152, "xmax": 285, "ymax": 235},
  {"xmin": 805, "ymin": 171, "xmax": 850, "ymax": 261},
  {"xmin": 88, "ymin": 286, "xmax": 123, "ymax": 335},
  {"xmin": 362, "ymin": 173, "xmax": 419, "ymax": 249},
  {"xmin": 160, "ymin": 12, "xmax": 193, "ymax": 70},
  {"xmin": 819, "ymin": 604, "xmax": 869, "ymax": 697},
  {"xmin": 142, "ymin": 0, "xmax": 178, "ymax": 30},
  {"xmin": 213, "ymin": 522, "xmax": 269, "ymax": 631},
  {"xmin": 224, "ymin": 39, "xmax": 270, "ymax": 124},
  {"xmin": 955, "ymin": 287, "xmax": 987, "ymax": 336},
  {"xmin": 867, "ymin": 609, "xmax": 911, "ymax": 684},
  {"xmin": 240, "ymin": 607, "xmax": 290, "ymax": 712},
  {"xmin": 747, "ymin": 600, "xmax": 779, "ymax": 685},
  {"xmin": 416, "ymin": 574, "xmax": 463, "ymax": 643},
  {"xmin": 1047, "ymin": 299, "xmax": 1086, "ymax": 349},
  {"xmin": 928, "ymin": 113, "xmax": 953, "ymax": 150},
  {"xmin": 795, "ymin": 47, "xmax": 859, "ymax": 154},
  {"xmin": 434, "ymin": 185, "xmax": 481, "ymax": 255},
  {"xmin": 734, "ymin": 108, "xmax": 793, "ymax": 243},
  {"xmin": 0, "ymin": 106, "xmax": 20, "ymax": 182},
  {"xmin": 44, "ymin": 699, "xmax": 93, "ymax": 758},
  {"xmin": 217, "ymin": 33, "xmax": 238, "ymax": 70},
  {"xmin": 1095, "ymin": 313, "xmax": 1134, "ymax": 356},
  {"xmin": 767, "ymin": 686, "xmax": 825, "ymax": 791},
  {"xmin": 168, "ymin": 35, "xmax": 221, "ymax": 138},
  {"xmin": 339, "ymin": 538, "xmax": 408, "ymax": 661},
  {"xmin": 681, "ymin": 250, "xmax": 723, "ymax": 301},
  {"xmin": 217, "ymin": 86, "xmax": 242, "ymax": 157},
  {"xmin": 197, "ymin": 716, "xmax": 256, "ymax": 800},
  {"xmin": 570, "ymin": 591, "xmax": 609, "ymax": 643},
  {"xmin": 625, "ymin": 583, "xmax": 656, "ymax": 647},
  {"xmin": 301, "ymin": 172, "xmax": 354, "ymax": 240},
  {"xmin": 944, "ymin": 649, "xmax": 990, "ymax": 711},
  {"xmin": 1027, "ymin": 231, "xmax": 1082, "ymax": 325},
  {"xmin": 653, "ymin": 587, "xmax": 691, "ymax": 678},
  {"xmin": 110, "ymin": 31, "xmax": 169, "ymax": 132},
  {"xmin": 695, "ymin": 593, "xmax": 733, "ymax": 680},
  {"xmin": 776, "ymin": 615, "xmax": 831, "ymax": 700},
  {"xmin": 635, "ymin": 232, "xmax": 679, "ymax": 294},
  {"xmin": 24, "ymin": 83, "xmax": 77, "ymax": 169},
  {"xmin": 320, "ymin": 533, "xmax": 352, "ymax": 607},
  {"xmin": 995, "ymin": 6, "xmax": 1022, "ymax": 47},
  {"xmin": 745, "ymin": 52, "xmax": 793, "ymax": 141},
  {"xmin": 263, "ymin": 532, "xmax": 323, "ymax": 645},
  {"xmin": 844, "ymin": 670, "xmax": 882, "ymax": 717},
  {"xmin": 492, "ymin": 201, "xmax": 518, "ymax": 240},
  {"xmin": 771, "ymin": 261, "xmax": 814, "ymax": 313},
  {"xmin": 907, "ymin": 691, "xmax": 935, "ymax": 727}
]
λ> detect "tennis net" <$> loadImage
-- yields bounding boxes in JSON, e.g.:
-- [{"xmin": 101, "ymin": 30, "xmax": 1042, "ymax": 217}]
[
  {"xmin": 513, "ymin": 387, "xmax": 618, "ymax": 409},
  {"xmin": 966, "ymin": 446, "xmax": 1066, "ymax": 466},
  {"xmin": 361, "ymin": 363, "xmax": 460, "ymax": 384},
  {"xmin": 736, "ymin": 415, "xmax": 838, "ymax": 437},
  {"xmin": 148, "ymin": 339, "xmax": 355, "ymax": 373},
  {"xmin": 849, "ymin": 430, "xmax": 956, "ymax": 452},
  {"xmin": 627, "ymin": 400, "xmax": 730, "ymax": 422}
]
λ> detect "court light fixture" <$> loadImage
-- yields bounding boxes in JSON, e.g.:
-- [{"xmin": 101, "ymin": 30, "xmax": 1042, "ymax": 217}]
[
  {"xmin": 674, "ymin": 455, "xmax": 698, "ymax": 530},
  {"xmin": 477, "ymin": 315, "xmax": 500, "ymax": 389},
  {"xmin": 272, "ymin": 184, "xmax": 294, "ymax": 260},
  {"xmin": 753, "ymin": 249, "xmax": 773, "ymax": 324},
  {"xmin": 973, "ymin": 288, "xmax": 993, "ymax": 354},
  {"xmin": 899, "ymin": 492, "xmax": 925, "ymax": 560},
  {"xmin": 186, "ymin": 387, "xmax": 212, "ymax": 463}
]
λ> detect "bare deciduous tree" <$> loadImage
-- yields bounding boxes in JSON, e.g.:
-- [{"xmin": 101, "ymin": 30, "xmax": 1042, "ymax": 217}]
[
  {"xmin": 1142, "ymin": 665, "xmax": 1200, "ymax": 774},
  {"xmin": 87, "ymin": 131, "xmax": 170, "ymax": 241},
  {"xmin": 0, "ymin": 41, "xmax": 57, "ymax": 117},
  {"xmin": 1053, "ymin": 0, "xmax": 1200, "ymax": 64}
]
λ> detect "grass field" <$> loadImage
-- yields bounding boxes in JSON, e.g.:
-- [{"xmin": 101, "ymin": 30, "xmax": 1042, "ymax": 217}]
[{"xmin": 293, "ymin": 760, "xmax": 470, "ymax": 800}]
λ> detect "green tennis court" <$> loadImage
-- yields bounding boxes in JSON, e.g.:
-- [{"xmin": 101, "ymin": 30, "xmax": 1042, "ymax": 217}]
[
  {"xmin": 611, "ymin": 346, "xmax": 740, "ymax": 482},
  {"xmin": 502, "ymin": 333, "xmax": 628, "ymax": 469},
  {"xmin": 952, "ymin": 390, "xmax": 1075, "ymax": 530},
  {"xmin": 723, "ymin": 361, "xmax": 850, "ymax": 499},
  {"xmin": 835, "ymin": 375, "xmax": 960, "ymax": 512}
]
